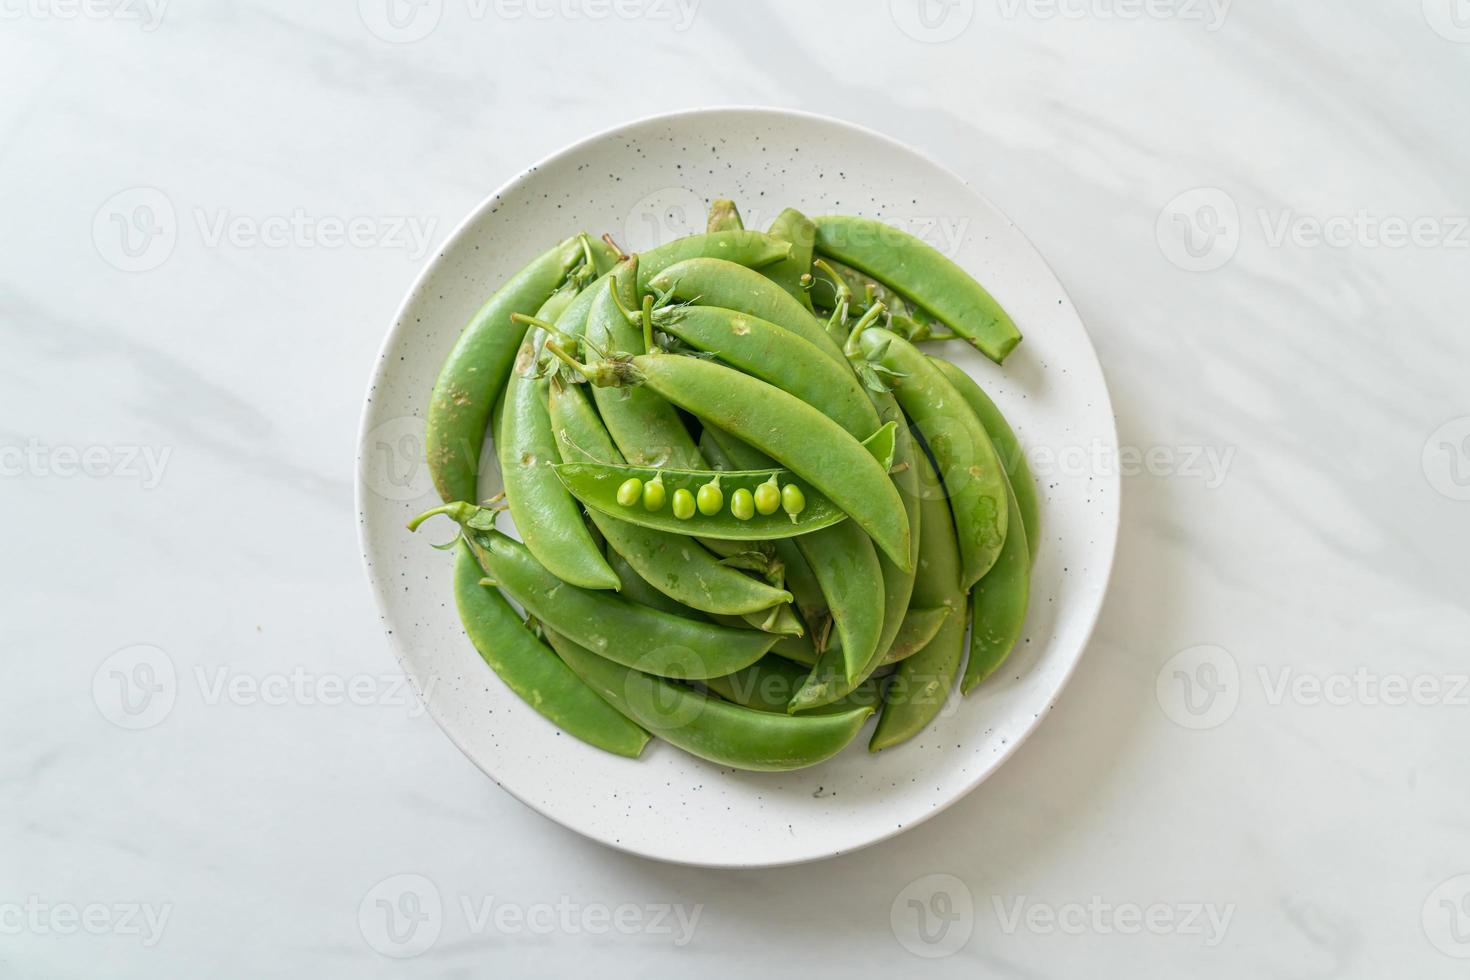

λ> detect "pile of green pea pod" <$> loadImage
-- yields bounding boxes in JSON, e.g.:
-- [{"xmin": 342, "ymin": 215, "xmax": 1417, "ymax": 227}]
[{"xmin": 410, "ymin": 198, "xmax": 1040, "ymax": 773}]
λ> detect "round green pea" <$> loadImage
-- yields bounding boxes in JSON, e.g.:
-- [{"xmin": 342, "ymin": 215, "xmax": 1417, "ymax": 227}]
[
  {"xmin": 730, "ymin": 487, "xmax": 755, "ymax": 521},
  {"xmin": 616, "ymin": 477, "xmax": 643, "ymax": 508},
  {"xmin": 642, "ymin": 475, "xmax": 667, "ymax": 511},
  {"xmin": 753, "ymin": 476, "xmax": 781, "ymax": 516},
  {"xmin": 672, "ymin": 487, "xmax": 696, "ymax": 520},
  {"xmin": 781, "ymin": 483, "xmax": 806, "ymax": 520},
  {"xmin": 696, "ymin": 479, "xmax": 723, "ymax": 516}
]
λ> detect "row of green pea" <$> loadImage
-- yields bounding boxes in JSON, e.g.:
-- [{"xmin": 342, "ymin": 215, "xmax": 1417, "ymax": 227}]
[{"xmin": 615, "ymin": 472, "xmax": 807, "ymax": 522}]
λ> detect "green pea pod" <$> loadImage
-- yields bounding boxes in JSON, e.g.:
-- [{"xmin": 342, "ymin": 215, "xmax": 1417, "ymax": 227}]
[
  {"xmin": 788, "ymin": 392, "xmax": 921, "ymax": 710},
  {"xmin": 647, "ymin": 258, "xmax": 845, "ymax": 363},
  {"xmin": 551, "ymin": 422, "xmax": 897, "ymax": 541},
  {"xmin": 655, "ymin": 306, "xmax": 879, "ymax": 438},
  {"xmin": 585, "ymin": 261, "xmax": 704, "ymax": 468},
  {"xmin": 421, "ymin": 513, "xmax": 777, "ymax": 679},
  {"xmin": 704, "ymin": 656, "xmax": 879, "ymax": 716},
  {"xmin": 426, "ymin": 235, "xmax": 586, "ymax": 503},
  {"xmin": 451, "ymin": 541, "xmax": 648, "ymax": 758},
  {"xmin": 773, "ymin": 604, "xmax": 950, "ymax": 671},
  {"xmin": 812, "ymin": 214, "xmax": 1022, "ymax": 363},
  {"xmin": 698, "ymin": 430, "xmax": 834, "ymax": 649},
  {"xmin": 963, "ymin": 477, "xmax": 1030, "ymax": 692},
  {"xmin": 547, "ymin": 377, "xmax": 792, "ymax": 616},
  {"xmin": 795, "ymin": 519, "xmax": 886, "ymax": 684},
  {"xmin": 573, "ymin": 352, "xmax": 911, "ymax": 569},
  {"xmin": 857, "ymin": 328, "xmax": 1007, "ymax": 590},
  {"xmin": 700, "ymin": 428, "xmax": 845, "ymax": 651},
  {"xmin": 497, "ymin": 287, "xmax": 620, "ymax": 590},
  {"xmin": 871, "ymin": 449, "xmax": 967, "ymax": 751},
  {"xmin": 636, "ymin": 231, "xmax": 791, "ymax": 292},
  {"xmin": 764, "ymin": 207, "xmax": 817, "ymax": 311},
  {"xmin": 546, "ymin": 631, "xmax": 873, "ymax": 772},
  {"xmin": 605, "ymin": 547, "xmax": 710, "ymax": 620},
  {"xmin": 879, "ymin": 606, "xmax": 952, "ymax": 665},
  {"xmin": 706, "ymin": 199, "xmax": 744, "ymax": 232},
  {"xmin": 929, "ymin": 357, "xmax": 1040, "ymax": 564}
]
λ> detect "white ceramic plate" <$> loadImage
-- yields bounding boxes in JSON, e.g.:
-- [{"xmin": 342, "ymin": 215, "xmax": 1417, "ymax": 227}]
[{"xmin": 356, "ymin": 107, "xmax": 1118, "ymax": 868}]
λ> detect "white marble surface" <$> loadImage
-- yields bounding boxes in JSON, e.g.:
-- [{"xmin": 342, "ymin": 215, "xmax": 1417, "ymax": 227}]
[{"xmin": 4, "ymin": 1, "xmax": 1469, "ymax": 975}]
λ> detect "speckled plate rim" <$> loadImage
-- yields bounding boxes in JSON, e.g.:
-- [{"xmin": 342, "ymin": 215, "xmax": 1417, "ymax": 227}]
[{"xmin": 356, "ymin": 105, "xmax": 1120, "ymax": 869}]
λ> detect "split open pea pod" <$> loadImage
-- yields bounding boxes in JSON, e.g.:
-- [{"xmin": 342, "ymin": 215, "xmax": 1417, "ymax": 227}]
[{"xmin": 551, "ymin": 423, "xmax": 897, "ymax": 541}]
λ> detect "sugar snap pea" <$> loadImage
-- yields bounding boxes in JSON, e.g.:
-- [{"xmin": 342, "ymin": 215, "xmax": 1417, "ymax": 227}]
[
  {"xmin": 426, "ymin": 235, "xmax": 586, "ymax": 504},
  {"xmin": 764, "ymin": 207, "xmax": 817, "ymax": 311},
  {"xmin": 555, "ymin": 462, "xmax": 846, "ymax": 539},
  {"xmin": 605, "ymin": 546, "xmax": 708, "ymax": 619},
  {"xmin": 812, "ymin": 214, "xmax": 1022, "ymax": 363},
  {"xmin": 559, "ymin": 350, "xmax": 912, "ymax": 569},
  {"xmin": 929, "ymin": 357, "xmax": 1040, "ymax": 563},
  {"xmin": 585, "ymin": 260, "xmax": 704, "ymax": 468},
  {"xmin": 654, "ymin": 306, "xmax": 879, "ymax": 437},
  {"xmin": 548, "ymin": 377, "xmax": 791, "ymax": 616},
  {"xmin": 856, "ymin": 328, "xmax": 1007, "ymax": 590},
  {"xmin": 879, "ymin": 605, "xmax": 952, "ymax": 665},
  {"xmin": 547, "ymin": 630, "xmax": 873, "ymax": 772},
  {"xmin": 788, "ymin": 392, "xmax": 921, "ymax": 711},
  {"xmin": 773, "ymin": 604, "xmax": 951, "ymax": 672},
  {"xmin": 698, "ymin": 429, "xmax": 834, "ymax": 649},
  {"xmin": 647, "ymin": 258, "xmax": 845, "ymax": 363},
  {"xmin": 412, "ymin": 506, "xmax": 777, "ymax": 678},
  {"xmin": 696, "ymin": 426, "xmax": 886, "ymax": 671},
  {"xmin": 963, "ymin": 474, "xmax": 1031, "ymax": 692},
  {"xmin": 450, "ymin": 540, "xmax": 648, "ymax": 758},
  {"xmin": 704, "ymin": 656, "xmax": 879, "ymax": 716},
  {"xmin": 497, "ymin": 286, "xmax": 620, "ymax": 590},
  {"xmin": 636, "ymin": 231, "xmax": 791, "ymax": 292},
  {"xmin": 871, "ymin": 449, "xmax": 967, "ymax": 751}
]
